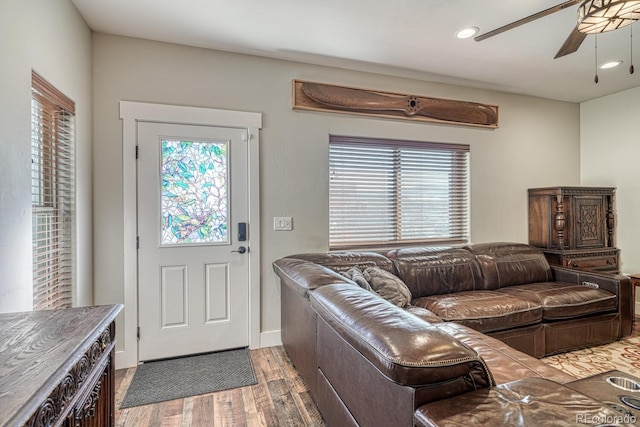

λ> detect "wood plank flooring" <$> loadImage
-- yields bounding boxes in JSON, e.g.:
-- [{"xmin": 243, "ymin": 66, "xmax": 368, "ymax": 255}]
[
  {"xmin": 116, "ymin": 319, "xmax": 640, "ymax": 426},
  {"xmin": 115, "ymin": 346, "xmax": 325, "ymax": 427}
]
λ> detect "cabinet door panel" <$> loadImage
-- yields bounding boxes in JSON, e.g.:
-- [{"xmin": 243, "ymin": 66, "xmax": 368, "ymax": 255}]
[{"xmin": 573, "ymin": 196, "xmax": 605, "ymax": 248}]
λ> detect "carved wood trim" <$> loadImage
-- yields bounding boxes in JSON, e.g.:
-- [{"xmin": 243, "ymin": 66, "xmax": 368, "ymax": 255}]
[
  {"xmin": 292, "ymin": 80, "xmax": 499, "ymax": 128},
  {"xmin": 566, "ymin": 250, "xmax": 619, "ymax": 259},
  {"xmin": 545, "ymin": 187, "xmax": 615, "ymax": 196},
  {"xmin": 554, "ymin": 194, "xmax": 565, "ymax": 250},
  {"xmin": 75, "ymin": 373, "xmax": 102, "ymax": 423},
  {"xmin": 606, "ymin": 193, "xmax": 615, "ymax": 247},
  {"xmin": 25, "ymin": 327, "xmax": 113, "ymax": 427}
]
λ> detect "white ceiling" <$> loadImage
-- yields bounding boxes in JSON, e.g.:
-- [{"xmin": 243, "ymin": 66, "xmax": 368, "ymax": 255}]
[{"xmin": 71, "ymin": 0, "xmax": 640, "ymax": 102}]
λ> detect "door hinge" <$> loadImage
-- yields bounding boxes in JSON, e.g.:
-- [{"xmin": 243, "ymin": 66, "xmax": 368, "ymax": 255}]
[
  {"xmin": 135, "ymin": 145, "xmax": 139, "ymax": 159},
  {"xmin": 137, "ymin": 326, "xmax": 140, "ymax": 340},
  {"xmin": 136, "ymin": 236, "xmax": 140, "ymax": 249}
]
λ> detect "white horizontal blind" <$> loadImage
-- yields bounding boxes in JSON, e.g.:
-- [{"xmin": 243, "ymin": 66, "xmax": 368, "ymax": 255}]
[
  {"xmin": 329, "ymin": 135, "xmax": 469, "ymax": 249},
  {"xmin": 31, "ymin": 71, "xmax": 75, "ymax": 310}
]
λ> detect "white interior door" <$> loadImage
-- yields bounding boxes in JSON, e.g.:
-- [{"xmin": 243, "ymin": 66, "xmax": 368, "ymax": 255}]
[{"xmin": 137, "ymin": 122, "xmax": 249, "ymax": 362}]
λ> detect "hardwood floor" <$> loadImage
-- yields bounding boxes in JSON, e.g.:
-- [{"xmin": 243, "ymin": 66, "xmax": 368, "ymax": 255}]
[
  {"xmin": 116, "ymin": 319, "xmax": 640, "ymax": 426},
  {"xmin": 115, "ymin": 346, "xmax": 325, "ymax": 427}
]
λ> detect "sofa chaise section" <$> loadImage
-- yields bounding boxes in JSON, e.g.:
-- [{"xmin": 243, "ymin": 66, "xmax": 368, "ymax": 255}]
[{"xmin": 310, "ymin": 284, "xmax": 493, "ymax": 427}]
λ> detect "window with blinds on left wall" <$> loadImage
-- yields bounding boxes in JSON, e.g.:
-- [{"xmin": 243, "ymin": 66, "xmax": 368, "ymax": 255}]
[{"xmin": 31, "ymin": 71, "xmax": 75, "ymax": 310}]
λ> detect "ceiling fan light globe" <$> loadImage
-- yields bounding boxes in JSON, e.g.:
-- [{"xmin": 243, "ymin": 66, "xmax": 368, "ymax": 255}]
[
  {"xmin": 578, "ymin": 0, "xmax": 640, "ymax": 33},
  {"xmin": 600, "ymin": 59, "xmax": 623, "ymax": 68}
]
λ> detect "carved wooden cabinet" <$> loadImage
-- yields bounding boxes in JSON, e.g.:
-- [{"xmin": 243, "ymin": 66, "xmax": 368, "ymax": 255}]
[
  {"xmin": 528, "ymin": 186, "xmax": 619, "ymax": 273},
  {"xmin": 0, "ymin": 304, "xmax": 122, "ymax": 427}
]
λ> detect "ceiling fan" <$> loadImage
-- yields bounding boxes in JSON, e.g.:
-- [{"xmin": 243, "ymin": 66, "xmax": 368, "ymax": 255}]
[{"xmin": 473, "ymin": 1, "xmax": 586, "ymax": 59}]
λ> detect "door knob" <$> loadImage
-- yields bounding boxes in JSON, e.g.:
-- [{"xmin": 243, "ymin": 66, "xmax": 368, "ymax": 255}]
[{"xmin": 231, "ymin": 246, "xmax": 247, "ymax": 254}]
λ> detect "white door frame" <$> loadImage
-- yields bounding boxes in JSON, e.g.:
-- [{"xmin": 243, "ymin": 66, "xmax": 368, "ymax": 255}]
[{"xmin": 118, "ymin": 101, "xmax": 262, "ymax": 369}]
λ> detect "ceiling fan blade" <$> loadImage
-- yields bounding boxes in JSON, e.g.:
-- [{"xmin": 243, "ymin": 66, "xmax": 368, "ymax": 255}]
[
  {"xmin": 475, "ymin": 0, "xmax": 580, "ymax": 42},
  {"xmin": 554, "ymin": 26, "xmax": 587, "ymax": 58}
]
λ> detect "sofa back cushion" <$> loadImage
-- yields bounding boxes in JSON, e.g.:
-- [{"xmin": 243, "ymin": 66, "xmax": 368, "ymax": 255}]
[
  {"xmin": 273, "ymin": 258, "xmax": 353, "ymax": 298},
  {"xmin": 386, "ymin": 247, "xmax": 485, "ymax": 298},
  {"xmin": 465, "ymin": 242, "xmax": 552, "ymax": 289},
  {"xmin": 292, "ymin": 251, "xmax": 395, "ymax": 274},
  {"xmin": 274, "ymin": 252, "xmax": 396, "ymax": 300}
]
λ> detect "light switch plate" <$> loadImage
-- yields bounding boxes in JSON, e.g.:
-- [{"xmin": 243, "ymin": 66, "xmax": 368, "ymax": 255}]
[{"xmin": 274, "ymin": 217, "xmax": 293, "ymax": 231}]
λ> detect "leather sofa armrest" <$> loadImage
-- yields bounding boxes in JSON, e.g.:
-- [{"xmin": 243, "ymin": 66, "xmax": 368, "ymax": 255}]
[
  {"xmin": 551, "ymin": 265, "xmax": 633, "ymax": 337},
  {"xmin": 550, "ymin": 265, "xmax": 629, "ymax": 296},
  {"xmin": 310, "ymin": 284, "xmax": 494, "ymax": 388},
  {"xmin": 273, "ymin": 257, "xmax": 353, "ymax": 299}
]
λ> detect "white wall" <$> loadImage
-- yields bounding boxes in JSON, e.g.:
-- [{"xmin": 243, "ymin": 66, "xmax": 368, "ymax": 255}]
[
  {"xmin": 0, "ymin": 0, "xmax": 93, "ymax": 312},
  {"xmin": 91, "ymin": 34, "xmax": 581, "ymax": 345},
  {"xmin": 581, "ymin": 87, "xmax": 640, "ymax": 309},
  {"xmin": 4, "ymin": 0, "xmax": 636, "ymax": 357}
]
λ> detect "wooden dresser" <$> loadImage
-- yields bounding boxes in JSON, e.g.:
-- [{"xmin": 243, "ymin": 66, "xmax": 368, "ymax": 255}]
[
  {"xmin": 0, "ymin": 304, "xmax": 122, "ymax": 427},
  {"xmin": 528, "ymin": 186, "xmax": 619, "ymax": 273}
]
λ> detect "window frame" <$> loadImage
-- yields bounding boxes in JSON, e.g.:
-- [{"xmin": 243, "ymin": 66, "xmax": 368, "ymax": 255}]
[
  {"xmin": 31, "ymin": 71, "xmax": 76, "ymax": 310},
  {"xmin": 329, "ymin": 135, "xmax": 470, "ymax": 250}
]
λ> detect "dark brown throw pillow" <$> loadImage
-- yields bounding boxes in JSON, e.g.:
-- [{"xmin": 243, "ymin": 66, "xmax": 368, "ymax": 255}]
[{"xmin": 363, "ymin": 266, "xmax": 412, "ymax": 307}]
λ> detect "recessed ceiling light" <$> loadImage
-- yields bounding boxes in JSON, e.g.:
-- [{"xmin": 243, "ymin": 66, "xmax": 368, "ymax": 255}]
[
  {"xmin": 600, "ymin": 60, "xmax": 623, "ymax": 69},
  {"xmin": 455, "ymin": 27, "xmax": 479, "ymax": 39}
]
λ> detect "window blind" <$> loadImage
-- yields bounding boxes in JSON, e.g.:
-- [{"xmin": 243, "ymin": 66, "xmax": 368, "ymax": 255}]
[
  {"xmin": 329, "ymin": 135, "xmax": 469, "ymax": 249},
  {"xmin": 31, "ymin": 71, "xmax": 75, "ymax": 310}
]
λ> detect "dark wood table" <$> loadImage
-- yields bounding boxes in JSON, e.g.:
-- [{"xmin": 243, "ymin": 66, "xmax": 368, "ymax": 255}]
[{"xmin": 0, "ymin": 304, "xmax": 122, "ymax": 427}]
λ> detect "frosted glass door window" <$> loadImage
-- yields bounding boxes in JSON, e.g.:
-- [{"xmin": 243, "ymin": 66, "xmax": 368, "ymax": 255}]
[{"xmin": 160, "ymin": 139, "xmax": 229, "ymax": 245}]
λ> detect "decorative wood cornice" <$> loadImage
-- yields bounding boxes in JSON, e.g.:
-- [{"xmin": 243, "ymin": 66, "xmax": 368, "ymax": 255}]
[
  {"xmin": 292, "ymin": 80, "xmax": 499, "ymax": 128},
  {"xmin": 529, "ymin": 187, "xmax": 616, "ymax": 196}
]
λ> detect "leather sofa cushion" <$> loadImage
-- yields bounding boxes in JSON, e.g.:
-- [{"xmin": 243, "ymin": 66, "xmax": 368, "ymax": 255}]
[
  {"xmin": 414, "ymin": 377, "xmax": 635, "ymax": 427},
  {"xmin": 403, "ymin": 306, "xmax": 444, "ymax": 323},
  {"xmin": 466, "ymin": 242, "xmax": 552, "ymax": 289},
  {"xmin": 413, "ymin": 290, "xmax": 542, "ymax": 333},
  {"xmin": 310, "ymin": 284, "xmax": 493, "ymax": 387},
  {"xmin": 497, "ymin": 282, "xmax": 617, "ymax": 320},
  {"xmin": 387, "ymin": 247, "xmax": 485, "ymax": 298}
]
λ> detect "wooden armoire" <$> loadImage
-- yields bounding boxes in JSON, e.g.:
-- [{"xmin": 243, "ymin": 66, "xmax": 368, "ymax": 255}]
[{"xmin": 528, "ymin": 186, "xmax": 619, "ymax": 273}]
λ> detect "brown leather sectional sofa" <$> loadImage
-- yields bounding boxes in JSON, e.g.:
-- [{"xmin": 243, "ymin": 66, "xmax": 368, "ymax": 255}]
[{"xmin": 273, "ymin": 242, "xmax": 634, "ymax": 426}]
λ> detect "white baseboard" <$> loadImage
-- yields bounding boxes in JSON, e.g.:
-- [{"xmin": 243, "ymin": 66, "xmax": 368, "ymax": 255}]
[
  {"xmin": 115, "ymin": 349, "xmax": 138, "ymax": 370},
  {"xmin": 259, "ymin": 330, "xmax": 282, "ymax": 348}
]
